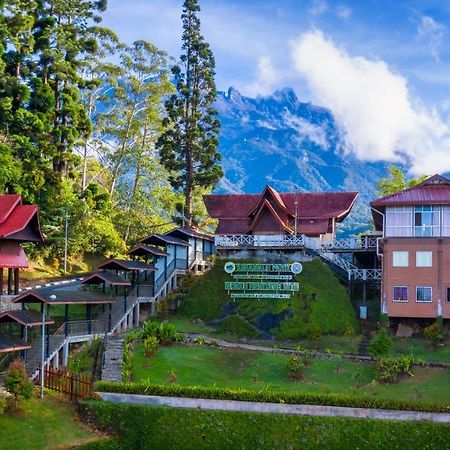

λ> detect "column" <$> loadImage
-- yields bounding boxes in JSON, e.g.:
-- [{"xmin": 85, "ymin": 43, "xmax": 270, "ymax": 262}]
[
  {"xmin": 13, "ymin": 268, "xmax": 19, "ymax": 295},
  {"xmin": 7, "ymin": 268, "xmax": 12, "ymax": 294},
  {"xmin": 53, "ymin": 352, "xmax": 59, "ymax": 369},
  {"xmin": 134, "ymin": 302, "xmax": 140, "ymax": 327},
  {"xmin": 86, "ymin": 304, "xmax": 92, "ymax": 334},
  {"xmin": 108, "ymin": 302, "xmax": 112, "ymax": 332},
  {"xmin": 0, "ymin": 267, "xmax": 4, "ymax": 294},
  {"xmin": 62, "ymin": 341, "xmax": 69, "ymax": 366},
  {"xmin": 129, "ymin": 307, "xmax": 134, "ymax": 328},
  {"xmin": 64, "ymin": 304, "xmax": 69, "ymax": 337}
]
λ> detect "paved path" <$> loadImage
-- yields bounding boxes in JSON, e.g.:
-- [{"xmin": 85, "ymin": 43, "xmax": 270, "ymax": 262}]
[{"xmin": 97, "ymin": 392, "xmax": 450, "ymax": 424}]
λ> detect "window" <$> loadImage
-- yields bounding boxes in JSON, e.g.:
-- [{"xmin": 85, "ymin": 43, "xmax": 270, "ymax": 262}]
[
  {"xmin": 392, "ymin": 251, "xmax": 409, "ymax": 267},
  {"xmin": 385, "ymin": 206, "xmax": 412, "ymax": 237},
  {"xmin": 393, "ymin": 286, "xmax": 408, "ymax": 302},
  {"xmin": 416, "ymin": 286, "xmax": 432, "ymax": 302},
  {"xmin": 447, "ymin": 287, "xmax": 450, "ymax": 303},
  {"xmin": 416, "ymin": 251, "xmax": 432, "ymax": 267},
  {"xmin": 414, "ymin": 205, "xmax": 439, "ymax": 237}
]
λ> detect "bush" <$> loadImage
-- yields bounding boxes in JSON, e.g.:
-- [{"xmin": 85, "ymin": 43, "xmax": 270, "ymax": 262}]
[
  {"xmin": 368, "ymin": 329, "xmax": 392, "ymax": 357},
  {"xmin": 217, "ymin": 315, "xmax": 260, "ymax": 338},
  {"xmin": 0, "ymin": 395, "xmax": 6, "ymax": 415},
  {"xmin": 287, "ymin": 355, "xmax": 306, "ymax": 380},
  {"xmin": 94, "ymin": 381, "xmax": 450, "ymax": 413},
  {"xmin": 423, "ymin": 322, "xmax": 445, "ymax": 346},
  {"xmin": 143, "ymin": 336, "xmax": 159, "ymax": 358},
  {"xmin": 141, "ymin": 320, "xmax": 177, "ymax": 345},
  {"xmin": 376, "ymin": 356, "xmax": 415, "ymax": 384},
  {"xmin": 79, "ymin": 401, "xmax": 450, "ymax": 450},
  {"xmin": 4, "ymin": 359, "xmax": 34, "ymax": 409},
  {"xmin": 306, "ymin": 323, "xmax": 322, "ymax": 349}
]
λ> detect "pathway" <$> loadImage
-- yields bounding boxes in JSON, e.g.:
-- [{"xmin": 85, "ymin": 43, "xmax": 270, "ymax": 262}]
[
  {"xmin": 101, "ymin": 336, "xmax": 124, "ymax": 382},
  {"xmin": 97, "ymin": 392, "xmax": 450, "ymax": 424}
]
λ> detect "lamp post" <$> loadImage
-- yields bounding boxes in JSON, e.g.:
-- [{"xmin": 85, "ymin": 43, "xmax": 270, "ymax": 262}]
[
  {"xmin": 64, "ymin": 208, "xmax": 68, "ymax": 274},
  {"xmin": 40, "ymin": 301, "xmax": 46, "ymax": 399}
]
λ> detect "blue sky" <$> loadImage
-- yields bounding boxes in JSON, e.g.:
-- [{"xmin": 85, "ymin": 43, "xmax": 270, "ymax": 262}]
[{"xmin": 102, "ymin": 0, "xmax": 450, "ymax": 174}]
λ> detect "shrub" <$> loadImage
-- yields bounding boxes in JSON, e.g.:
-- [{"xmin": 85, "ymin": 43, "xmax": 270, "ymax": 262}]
[
  {"xmin": 141, "ymin": 320, "xmax": 177, "ymax": 345},
  {"xmin": 217, "ymin": 315, "xmax": 260, "ymax": 338},
  {"xmin": 423, "ymin": 322, "xmax": 445, "ymax": 346},
  {"xmin": 94, "ymin": 381, "xmax": 450, "ymax": 413},
  {"xmin": 287, "ymin": 355, "xmax": 306, "ymax": 380},
  {"xmin": 376, "ymin": 356, "xmax": 414, "ymax": 384},
  {"xmin": 0, "ymin": 395, "xmax": 6, "ymax": 415},
  {"xmin": 4, "ymin": 360, "xmax": 34, "ymax": 409},
  {"xmin": 368, "ymin": 329, "xmax": 392, "ymax": 357},
  {"xmin": 306, "ymin": 323, "xmax": 322, "ymax": 349},
  {"xmin": 193, "ymin": 336, "xmax": 206, "ymax": 345},
  {"xmin": 143, "ymin": 336, "xmax": 159, "ymax": 358},
  {"xmin": 167, "ymin": 369, "xmax": 177, "ymax": 383}
]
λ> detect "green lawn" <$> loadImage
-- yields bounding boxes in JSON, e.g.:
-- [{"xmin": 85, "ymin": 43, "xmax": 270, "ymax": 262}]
[
  {"xmin": 131, "ymin": 344, "xmax": 450, "ymax": 405},
  {"xmin": 0, "ymin": 391, "xmax": 98, "ymax": 450},
  {"xmin": 392, "ymin": 337, "xmax": 450, "ymax": 362}
]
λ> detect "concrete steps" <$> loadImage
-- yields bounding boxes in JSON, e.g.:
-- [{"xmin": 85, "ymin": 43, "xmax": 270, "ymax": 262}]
[{"xmin": 101, "ymin": 336, "xmax": 124, "ymax": 382}]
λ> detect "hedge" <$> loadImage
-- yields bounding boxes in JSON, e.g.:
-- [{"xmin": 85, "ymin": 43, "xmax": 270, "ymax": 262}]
[
  {"xmin": 94, "ymin": 381, "xmax": 450, "ymax": 413},
  {"xmin": 78, "ymin": 401, "xmax": 450, "ymax": 450}
]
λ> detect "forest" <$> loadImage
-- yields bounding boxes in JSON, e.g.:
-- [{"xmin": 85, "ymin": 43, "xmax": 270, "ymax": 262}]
[{"xmin": 0, "ymin": 0, "xmax": 222, "ymax": 269}]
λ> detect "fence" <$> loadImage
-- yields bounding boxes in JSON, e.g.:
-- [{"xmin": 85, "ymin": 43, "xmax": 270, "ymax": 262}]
[{"xmin": 35, "ymin": 366, "xmax": 94, "ymax": 400}]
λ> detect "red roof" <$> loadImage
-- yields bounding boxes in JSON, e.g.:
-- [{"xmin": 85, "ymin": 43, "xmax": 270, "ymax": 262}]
[
  {"xmin": 0, "ymin": 241, "xmax": 29, "ymax": 268},
  {"xmin": 204, "ymin": 187, "xmax": 357, "ymax": 236},
  {"xmin": 371, "ymin": 174, "xmax": 450, "ymax": 207},
  {"xmin": 298, "ymin": 218, "xmax": 330, "ymax": 235},
  {"xmin": 0, "ymin": 195, "xmax": 43, "ymax": 242}
]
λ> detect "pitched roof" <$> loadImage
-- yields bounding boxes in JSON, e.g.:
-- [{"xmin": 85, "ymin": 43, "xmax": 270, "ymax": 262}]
[
  {"xmin": 0, "ymin": 241, "xmax": 30, "ymax": 268},
  {"xmin": 371, "ymin": 174, "xmax": 450, "ymax": 207},
  {"xmin": 247, "ymin": 185, "xmax": 291, "ymax": 217},
  {"xmin": 247, "ymin": 199, "xmax": 291, "ymax": 233},
  {"xmin": 0, "ymin": 334, "xmax": 31, "ymax": 353},
  {"xmin": 0, "ymin": 309, "xmax": 54, "ymax": 326},
  {"xmin": 165, "ymin": 227, "xmax": 214, "ymax": 241},
  {"xmin": 204, "ymin": 187, "xmax": 358, "ymax": 235},
  {"xmin": 0, "ymin": 195, "xmax": 43, "ymax": 242},
  {"xmin": 98, "ymin": 258, "xmax": 157, "ymax": 271},
  {"xmin": 81, "ymin": 272, "xmax": 131, "ymax": 286},
  {"xmin": 128, "ymin": 244, "xmax": 169, "ymax": 258},
  {"xmin": 140, "ymin": 234, "xmax": 188, "ymax": 247},
  {"xmin": 13, "ymin": 290, "xmax": 115, "ymax": 305},
  {"xmin": 298, "ymin": 218, "xmax": 330, "ymax": 235}
]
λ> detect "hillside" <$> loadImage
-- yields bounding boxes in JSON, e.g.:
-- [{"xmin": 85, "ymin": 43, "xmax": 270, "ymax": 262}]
[{"xmin": 178, "ymin": 259, "xmax": 358, "ymax": 339}]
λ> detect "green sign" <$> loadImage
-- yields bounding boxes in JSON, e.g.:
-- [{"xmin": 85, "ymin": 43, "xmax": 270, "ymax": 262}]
[{"xmin": 224, "ymin": 261, "xmax": 301, "ymax": 300}]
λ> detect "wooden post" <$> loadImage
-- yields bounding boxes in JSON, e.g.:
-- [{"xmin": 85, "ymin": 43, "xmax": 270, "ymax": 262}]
[
  {"xmin": 87, "ymin": 304, "xmax": 92, "ymax": 334},
  {"xmin": 108, "ymin": 302, "xmax": 112, "ymax": 331},
  {"xmin": 13, "ymin": 268, "xmax": 19, "ymax": 295},
  {"xmin": 7, "ymin": 268, "xmax": 12, "ymax": 294},
  {"xmin": 0, "ymin": 267, "xmax": 3, "ymax": 294}
]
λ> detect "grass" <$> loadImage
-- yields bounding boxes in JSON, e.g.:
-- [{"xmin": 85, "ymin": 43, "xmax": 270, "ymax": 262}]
[
  {"xmin": 179, "ymin": 258, "xmax": 359, "ymax": 339},
  {"xmin": 392, "ymin": 337, "xmax": 450, "ymax": 362},
  {"xmin": 131, "ymin": 344, "xmax": 450, "ymax": 405},
  {"xmin": 0, "ymin": 391, "xmax": 98, "ymax": 450}
]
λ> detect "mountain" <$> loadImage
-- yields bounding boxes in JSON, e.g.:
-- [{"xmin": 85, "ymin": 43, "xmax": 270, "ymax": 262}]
[{"xmin": 214, "ymin": 87, "xmax": 388, "ymax": 234}]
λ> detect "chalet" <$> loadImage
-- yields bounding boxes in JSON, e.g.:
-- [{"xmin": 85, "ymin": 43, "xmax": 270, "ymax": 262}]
[
  {"xmin": 204, "ymin": 185, "xmax": 358, "ymax": 250},
  {"xmin": 371, "ymin": 174, "xmax": 450, "ymax": 320}
]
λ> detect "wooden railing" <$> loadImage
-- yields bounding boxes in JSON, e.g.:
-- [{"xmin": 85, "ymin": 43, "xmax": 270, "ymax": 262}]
[{"xmin": 35, "ymin": 366, "xmax": 93, "ymax": 400}]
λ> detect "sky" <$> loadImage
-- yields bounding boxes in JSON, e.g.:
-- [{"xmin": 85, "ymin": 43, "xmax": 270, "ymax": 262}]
[{"xmin": 102, "ymin": 0, "xmax": 450, "ymax": 174}]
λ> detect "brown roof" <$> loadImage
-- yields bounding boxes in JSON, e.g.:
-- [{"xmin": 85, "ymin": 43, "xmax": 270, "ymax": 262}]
[
  {"xmin": 13, "ymin": 290, "xmax": 115, "ymax": 305},
  {"xmin": 371, "ymin": 174, "xmax": 450, "ymax": 207},
  {"xmin": 98, "ymin": 258, "xmax": 157, "ymax": 271},
  {"xmin": 0, "ymin": 334, "xmax": 31, "ymax": 353},
  {"xmin": 128, "ymin": 244, "xmax": 169, "ymax": 258},
  {"xmin": 81, "ymin": 272, "xmax": 131, "ymax": 286},
  {"xmin": 204, "ymin": 187, "xmax": 358, "ymax": 235},
  {"xmin": 0, "ymin": 309, "xmax": 54, "ymax": 326}
]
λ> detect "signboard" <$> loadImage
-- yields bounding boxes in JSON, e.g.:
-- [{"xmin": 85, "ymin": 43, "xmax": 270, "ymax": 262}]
[{"xmin": 224, "ymin": 261, "xmax": 302, "ymax": 300}]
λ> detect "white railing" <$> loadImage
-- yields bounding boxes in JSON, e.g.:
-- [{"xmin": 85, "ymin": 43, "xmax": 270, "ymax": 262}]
[
  {"xmin": 324, "ymin": 236, "xmax": 378, "ymax": 250},
  {"xmin": 215, "ymin": 235, "xmax": 304, "ymax": 248}
]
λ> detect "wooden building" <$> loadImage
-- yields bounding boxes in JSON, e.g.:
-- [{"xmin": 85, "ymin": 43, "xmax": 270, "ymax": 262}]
[
  {"xmin": 0, "ymin": 194, "xmax": 43, "ymax": 295},
  {"xmin": 371, "ymin": 174, "xmax": 450, "ymax": 319}
]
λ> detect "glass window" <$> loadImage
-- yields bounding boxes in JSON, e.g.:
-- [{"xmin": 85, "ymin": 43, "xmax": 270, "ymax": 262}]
[
  {"xmin": 416, "ymin": 251, "xmax": 432, "ymax": 267},
  {"xmin": 385, "ymin": 206, "xmax": 412, "ymax": 237},
  {"xmin": 393, "ymin": 286, "xmax": 408, "ymax": 302},
  {"xmin": 392, "ymin": 251, "xmax": 408, "ymax": 267},
  {"xmin": 447, "ymin": 287, "xmax": 450, "ymax": 303},
  {"xmin": 416, "ymin": 286, "xmax": 432, "ymax": 302},
  {"xmin": 414, "ymin": 205, "xmax": 439, "ymax": 237}
]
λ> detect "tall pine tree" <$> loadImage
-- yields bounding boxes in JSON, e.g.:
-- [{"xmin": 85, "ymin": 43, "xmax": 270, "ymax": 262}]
[{"xmin": 157, "ymin": 0, "xmax": 222, "ymax": 227}]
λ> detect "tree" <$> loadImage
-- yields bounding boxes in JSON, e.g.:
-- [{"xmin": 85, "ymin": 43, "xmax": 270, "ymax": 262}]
[
  {"xmin": 377, "ymin": 166, "xmax": 428, "ymax": 197},
  {"xmin": 157, "ymin": 0, "xmax": 222, "ymax": 226},
  {"xmin": 4, "ymin": 359, "xmax": 34, "ymax": 409}
]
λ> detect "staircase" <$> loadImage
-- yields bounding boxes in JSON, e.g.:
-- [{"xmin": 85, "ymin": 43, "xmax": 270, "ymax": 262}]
[{"xmin": 101, "ymin": 336, "xmax": 124, "ymax": 382}]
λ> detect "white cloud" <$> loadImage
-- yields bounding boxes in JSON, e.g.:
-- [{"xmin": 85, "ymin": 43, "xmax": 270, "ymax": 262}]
[
  {"xmin": 284, "ymin": 112, "xmax": 329, "ymax": 148},
  {"xmin": 418, "ymin": 15, "xmax": 446, "ymax": 61},
  {"xmin": 240, "ymin": 55, "xmax": 281, "ymax": 97},
  {"xmin": 336, "ymin": 5, "xmax": 351, "ymax": 19},
  {"xmin": 309, "ymin": 0, "xmax": 328, "ymax": 16},
  {"xmin": 290, "ymin": 30, "xmax": 450, "ymax": 174}
]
